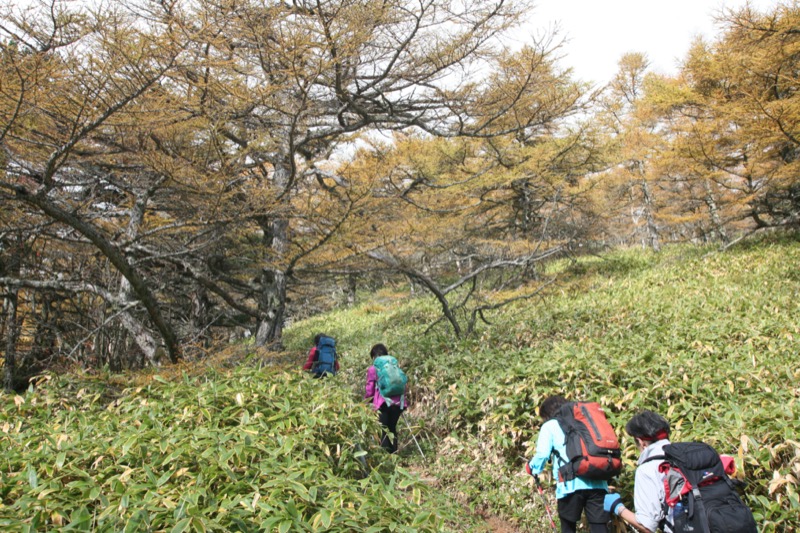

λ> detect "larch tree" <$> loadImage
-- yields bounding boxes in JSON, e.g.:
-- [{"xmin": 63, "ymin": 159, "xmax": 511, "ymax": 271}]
[
  {"xmin": 1, "ymin": 0, "xmax": 192, "ymax": 386},
  {"xmin": 173, "ymin": 0, "xmax": 583, "ymax": 346},
  {"xmin": 643, "ymin": 47, "xmax": 739, "ymax": 245},
  {"xmin": 674, "ymin": 2, "xmax": 800, "ymax": 237},
  {"xmin": 599, "ymin": 52, "xmax": 666, "ymax": 251},
  {"xmin": 328, "ymin": 40, "xmax": 596, "ymax": 338},
  {"xmin": 3, "ymin": 0, "xmax": 575, "ymax": 375}
]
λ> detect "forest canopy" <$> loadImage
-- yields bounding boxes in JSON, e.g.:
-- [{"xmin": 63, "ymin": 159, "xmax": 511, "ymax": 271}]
[{"xmin": 2, "ymin": 0, "xmax": 799, "ymax": 388}]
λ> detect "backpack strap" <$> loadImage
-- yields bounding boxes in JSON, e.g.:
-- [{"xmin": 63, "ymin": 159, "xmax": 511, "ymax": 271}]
[
  {"xmin": 549, "ymin": 447, "xmax": 574, "ymax": 483},
  {"xmin": 551, "ymin": 414, "xmax": 576, "ymax": 482},
  {"xmin": 641, "ymin": 454, "xmax": 675, "ymax": 532},
  {"xmin": 549, "ymin": 418, "xmax": 567, "ymax": 468},
  {"xmin": 383, "ymin": 394, "xmax": 405, "ymax": 409},
  {"xmin": 691, "ymin": 487, "xmax": 712, "ymax": 533},
  {"xmin": 550, "ymin": 448, "xmax": 563, "ymax": 463}
]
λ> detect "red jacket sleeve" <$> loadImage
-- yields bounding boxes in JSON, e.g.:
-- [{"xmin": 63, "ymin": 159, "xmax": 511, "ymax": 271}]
[{"xmin": 302, "ymin": 346, "xmax": 317, "ymax": 371}]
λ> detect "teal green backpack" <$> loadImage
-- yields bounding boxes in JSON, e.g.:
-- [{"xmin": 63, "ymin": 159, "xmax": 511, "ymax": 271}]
[{"xmin": 373, "ymin": 355, "xmax": 407, "ymax": 408}]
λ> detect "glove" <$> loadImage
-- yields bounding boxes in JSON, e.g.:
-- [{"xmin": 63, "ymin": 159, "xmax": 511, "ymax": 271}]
[{"xmin": 604, "ymin": 493, "xmax": 625, "ymax": 515}]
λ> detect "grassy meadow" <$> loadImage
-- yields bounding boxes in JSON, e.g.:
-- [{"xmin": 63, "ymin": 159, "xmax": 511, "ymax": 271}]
[{"xmin": 2, "ymin": 234, "xmax": 799, "ymax": 531}]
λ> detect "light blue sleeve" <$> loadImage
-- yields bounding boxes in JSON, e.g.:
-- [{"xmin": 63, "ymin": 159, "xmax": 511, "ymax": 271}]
[
  {"xmin": 528, "ymin": 420, "xmax": 557, "ymax": 474},
  {"xmin": 528, "ymin": 420, "xmax": 607, "ymax": 499}
]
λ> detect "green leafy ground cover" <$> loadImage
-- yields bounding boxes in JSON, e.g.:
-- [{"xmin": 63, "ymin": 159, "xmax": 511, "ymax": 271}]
[
  {"xmin": 3, "ymin": 234, "xmax": 799, "ymax": 531},
  {"xmin": 1, "ymin": 367, "xmax": 448, "ymax": 532},
  {"xmin": 289, "ymin": 234, "xmax": 800, "ymax": 531}
]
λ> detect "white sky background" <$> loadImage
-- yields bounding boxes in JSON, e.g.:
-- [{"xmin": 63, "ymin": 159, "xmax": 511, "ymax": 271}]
[{"xmin": 514, "ymin": 0, "xmax": 783, "ymax": 86}]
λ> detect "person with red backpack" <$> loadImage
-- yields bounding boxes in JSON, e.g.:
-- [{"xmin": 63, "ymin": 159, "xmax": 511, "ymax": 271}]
[
  {"xmin": 302, "ymin": 333, "xmax": 339, "ymax": 377},
  {"xmin": 525, "ymin": 395, "xmax": 618, "ymax": 533},
  {"xmin": 604, "ymin": 410, "xmax": 757, "ymax": 533},
  {"xmin": 364, "ymin": 343, "xmax": 408, "ymax": 453},
  {"xmin": 603, "ymin": 410, "xmax": 673, "ymax": 532}
]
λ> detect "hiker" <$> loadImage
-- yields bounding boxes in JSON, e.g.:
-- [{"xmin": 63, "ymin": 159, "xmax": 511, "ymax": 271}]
[
  {"xmin": 604, "ymin": 409, "xmax": 757, "ymax": 533},
  {"xmin": 364, "ymin": 343, "xmax": 408, "ymax": 453},
  {"xmin": 302, "ymin": 333, "xmax": 339, "ymax": 377},
  {"xmin": 525, "ymin": 395, "xmax": 611, "ymax": 533},
  {"xmin": 602, "ymin": 410, "xmax": 671, "ymax": 532}
]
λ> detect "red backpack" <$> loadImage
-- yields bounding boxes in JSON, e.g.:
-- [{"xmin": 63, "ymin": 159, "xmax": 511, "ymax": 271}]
[{"xmin": 553, "ymin": 402, "xmax": 622, "ymax": 481}]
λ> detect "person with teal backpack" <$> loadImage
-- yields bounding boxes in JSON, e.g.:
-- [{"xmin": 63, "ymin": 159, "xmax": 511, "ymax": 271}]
[{"xmin": 364, "ymin": 343, "xmax": 408, "ymax": 453}]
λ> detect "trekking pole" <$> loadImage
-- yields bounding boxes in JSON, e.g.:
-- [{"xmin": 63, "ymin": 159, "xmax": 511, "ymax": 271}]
[
  {"xmin": 353, "ymin": 443, "xmax": 371, "ymax": 477},
  {"xmin": 616, "ymin": 520, "xmax": 638, "ymax": 533},
  {"xmin": 520, "ymin": 457, "xmax": 558, "ymax": 531},
  {"xmin": 606, "ymin": 497, "xmax": 637, "ymax": 533},
  {"xmin": 401, "ymin": 414, "xmax": 425, "ymax": 458},
  {"xmin": 533, "ymin": 475, "xmax": 558, "ymax": 532}
]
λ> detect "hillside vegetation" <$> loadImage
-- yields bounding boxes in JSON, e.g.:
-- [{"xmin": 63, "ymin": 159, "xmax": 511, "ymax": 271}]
[
  {"xmin": 3, "ymin": 235, "xmax": 799, "ymax": 532},
  {"xmin": 290, "ymin": 235, "xmax": 800, "ymax": 531}
]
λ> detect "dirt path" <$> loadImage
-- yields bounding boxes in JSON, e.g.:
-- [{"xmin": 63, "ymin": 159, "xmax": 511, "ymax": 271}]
[
  {"xmin": 405, "ymin": 461, "xmax": 524, "ymax": 532},
  {"xmin": 482, "ymin": 515, "xmax": 523, "ymax": 533}
]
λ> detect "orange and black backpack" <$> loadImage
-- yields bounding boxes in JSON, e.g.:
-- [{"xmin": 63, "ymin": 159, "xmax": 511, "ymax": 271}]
[{"xmin": 553, "ymin": 402, "xmax": 622, "ymax": 481}]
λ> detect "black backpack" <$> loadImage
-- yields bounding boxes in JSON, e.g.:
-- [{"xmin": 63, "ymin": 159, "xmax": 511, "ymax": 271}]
[{"xmin": 646, "ymin": 442, "xmax": 757, "ymax": 533}]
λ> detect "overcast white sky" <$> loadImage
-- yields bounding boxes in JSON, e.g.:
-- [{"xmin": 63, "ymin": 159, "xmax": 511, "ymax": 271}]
[{"xmin": 514, "ymin": 0, "xmax": 782, "ymax": 85}]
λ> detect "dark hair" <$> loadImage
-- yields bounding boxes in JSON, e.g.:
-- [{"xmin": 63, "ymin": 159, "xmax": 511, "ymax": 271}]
[
  {"xmin": 370, "ymin": 343, "xmax": 388, "ymax": 359},
  {"xmin": 314, "ymin": 333, "xmax": 325, "ymax": 345},
  {"xmin": 625, "ymin": 410, "xmax": 671, "ymax": 441},
  {"xmin": 539, "ymin": 395, "xmax": 570, "ymax": 421}
]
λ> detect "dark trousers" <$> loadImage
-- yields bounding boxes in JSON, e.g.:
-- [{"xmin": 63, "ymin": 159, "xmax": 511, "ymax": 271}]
[
  {"xmin": 557, "ymin": 489, "xmax": 610, "ymax": 533},
  {"xmin": 378, "ymin": 403, "xmax": 402, "ymax": 453}
]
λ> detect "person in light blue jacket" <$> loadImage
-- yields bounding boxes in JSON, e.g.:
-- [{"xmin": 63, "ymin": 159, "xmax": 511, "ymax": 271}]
[{"xmin": 526, "ymin": 395, "xmax": 610, "ymax": 533}]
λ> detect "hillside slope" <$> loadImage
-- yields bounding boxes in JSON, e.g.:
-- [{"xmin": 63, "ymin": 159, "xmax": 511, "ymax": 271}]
[
  {"xmin": 286, "ymin": 235, "xmax": 800, "ymax": 531},
  {"xmin": 2, "ymin": 235, "xmax": 798, "ymax": 532}
]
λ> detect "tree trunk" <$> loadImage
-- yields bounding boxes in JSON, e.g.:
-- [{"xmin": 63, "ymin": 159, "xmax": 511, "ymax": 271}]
[
  {"xmin": 190, "ymin": 284, "xmax": 211, "ymax": 347},
  {"xmin": 116, "ymin": 189, "xmax": 169, "ymax": 366},
  {"xmin": 639, "ymin": 179, "xmax": 661, "ymax": 252},
  {"xmin": 29, "ymin": 291, "xmax": 64, "ymax": 368},
  {"xmin": 255, "ymin": 268, "xmax": 286, "ymax": 347},
  {"xmin": 17, "ymin": 188, "xmax": 181, "ymax": 363},
  {"xmin": 368, "ymin": 250, "xmax": 464, "ymax": 337},
  {"xmin": 703, "ymin": 180, "xmax": 729, "ymax": 245},
  {"xmin": 255, "ymin": 155, "xmax": 291, "ymax": 347},
  {"xmin": 3, "ymin": 289, "xmax": 20, "ymax": 392},
  {"xmin": 2, "ymin": 237, "xmax": 22, "ymax": 391},
  {"xmin": 513, "ymin": 178, "xmax": 533, "ymax": 237},
  {"xmin": 346, "ymin": 273, "xmax": 357, "ymax": 306}
]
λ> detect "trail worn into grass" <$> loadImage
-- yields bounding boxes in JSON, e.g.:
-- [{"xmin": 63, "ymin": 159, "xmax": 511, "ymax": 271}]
[{"xmin": 405, "ymin": 460, "xmax": 523, "ymax": 532}]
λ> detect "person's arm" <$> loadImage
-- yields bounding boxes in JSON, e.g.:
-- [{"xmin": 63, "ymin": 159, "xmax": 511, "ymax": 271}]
[
  {"xmin": 605, "ymin": 497, "xmax": 653, "ymax": 533},
  {"xmin": 302, "ymin": 347, "xmax": 317, "ymax": 371},
  {"xmin": 527, "ymin": 421, "xmax": 555, "ymax": 475},
  {"xmin": 604, "ymin": 464, "xmax": 662, "ymax": 533},
  {"xmin": 364, "ymin": 366, "xmax": 377, "ymax": 401},
  {"xmin": 618, "ymin": 508, "xmax": 652, "ymax": 533},
  {"xmin": 631, "ymin": 464, "xmax": 665, "ymax": 532}
]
